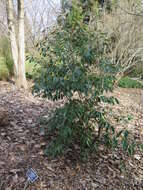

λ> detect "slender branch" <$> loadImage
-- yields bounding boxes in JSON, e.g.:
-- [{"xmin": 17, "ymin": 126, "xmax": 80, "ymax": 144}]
[{"xmin": 118, "ymin": 5, "xmax": 143, "ymax": 17}]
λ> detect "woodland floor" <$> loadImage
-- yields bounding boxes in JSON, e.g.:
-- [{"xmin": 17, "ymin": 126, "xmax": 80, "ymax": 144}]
[{"xmin": 0, "ymin": 81, "xmax": 143, "ymax": 190}]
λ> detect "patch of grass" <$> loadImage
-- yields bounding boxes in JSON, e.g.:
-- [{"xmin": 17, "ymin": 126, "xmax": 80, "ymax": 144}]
[
  {"xmin": 0, "ymin": 57, "xmax": 10, "ymax": 80},
  {"xmin": 118, "ymin": 77, "xmax": 143, "ymax": 89},
  {"xmin": 0, "ymin": 37, "xmax": 13, "ymax": 76}
]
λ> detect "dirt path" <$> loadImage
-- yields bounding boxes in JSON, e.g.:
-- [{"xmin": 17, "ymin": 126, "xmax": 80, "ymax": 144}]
[{"xmin": 0, "ymin": 82, "xmax": 143, "ymax": 190}]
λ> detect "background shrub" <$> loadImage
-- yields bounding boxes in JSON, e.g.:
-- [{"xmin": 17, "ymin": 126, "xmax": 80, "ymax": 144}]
[{"xmin": 25, "ymin": 59, "xmax": 36, "ymax": 79}]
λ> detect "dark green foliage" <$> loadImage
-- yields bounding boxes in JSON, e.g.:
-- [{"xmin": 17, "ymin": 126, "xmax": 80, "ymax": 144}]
[
  {"xmin": 44, "ymin": 98, "xmax": 118, "ymax": 157},
  {"xmin": 34, "ymin": 0, "xmax": 133, "ymax": 157},
  {"xmin": 118, "ymin": 77, "xmax": 143, "ymax": 89}
]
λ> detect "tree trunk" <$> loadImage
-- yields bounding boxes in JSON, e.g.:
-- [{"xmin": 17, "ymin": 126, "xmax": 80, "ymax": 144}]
[
  {"xmin": 6, "ymin": 0, "xmax": 19, "ymax": 79},
  {"xmin": 6, "ymin": 0, "xmax": 27, "ymax": 89},
  {"xmin": 17, "ymin": 0, "xmax": 27, "ymax": 88}
]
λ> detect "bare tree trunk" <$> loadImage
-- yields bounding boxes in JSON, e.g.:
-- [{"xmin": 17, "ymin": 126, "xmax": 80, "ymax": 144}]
[
  {"xmin": 6, "ymin": 0, "xmax": 18, "ymax": 79},
  {"xmin": 6, "ymin": 0, "xmax": 27, "ymax": 89},
  {"xmin": 17, "ymin": 0, "xmax": 27, "ymax": 88}
]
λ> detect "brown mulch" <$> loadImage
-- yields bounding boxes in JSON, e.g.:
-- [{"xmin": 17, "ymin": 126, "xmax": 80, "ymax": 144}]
[{"xmin": 0, "ymin": 81, "xmax": 143, "ymax": 190}]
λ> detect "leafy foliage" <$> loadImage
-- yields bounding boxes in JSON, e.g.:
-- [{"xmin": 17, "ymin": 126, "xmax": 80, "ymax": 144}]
[
  {"xmin": 25, "ymin": 59, "xmax": 36, "ymax": 79},
  {"xmin": 34, "ymin": 0, "xmax": 133, "ymax": 157}
]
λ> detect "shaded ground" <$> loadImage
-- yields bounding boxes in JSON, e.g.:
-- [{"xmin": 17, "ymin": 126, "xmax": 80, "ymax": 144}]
[{"xmin": 0, "ymin": 81, "xmax": 143, "ymax": 190}]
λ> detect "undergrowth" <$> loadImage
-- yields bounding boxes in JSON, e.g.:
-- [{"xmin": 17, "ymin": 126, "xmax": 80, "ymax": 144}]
[{"xmin": 118, "ymin": 77, "xmax": 143, "ymax": 89}]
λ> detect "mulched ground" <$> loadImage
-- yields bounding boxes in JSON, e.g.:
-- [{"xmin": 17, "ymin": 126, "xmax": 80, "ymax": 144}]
[{"xmin": 0, "ymin": 81, "xmax": 143, "ymax": 190}]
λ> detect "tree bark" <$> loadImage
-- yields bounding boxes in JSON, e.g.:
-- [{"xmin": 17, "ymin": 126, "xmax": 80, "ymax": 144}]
[
  {"xmin": 6, "ymin": 0, "xmax": 27, "ymax": 89},
  {"xmin": 17, "ymin": 0, "xmax": 27, "ymax": 88},
  {"xmin": 6, "ymin": 0, "xmax": 19, "ymax": 79}
]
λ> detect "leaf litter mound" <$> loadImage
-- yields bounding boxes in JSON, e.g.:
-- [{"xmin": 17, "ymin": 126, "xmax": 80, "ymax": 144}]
[{"xmin": 0, "ymin": 81, "xmax": 142, "ymax": 190}]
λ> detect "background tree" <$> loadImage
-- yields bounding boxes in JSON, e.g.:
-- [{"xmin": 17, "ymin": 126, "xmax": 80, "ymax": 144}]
[
  {"xmin": 6, "ymin": 0, "xmax": 19, "ymax": 83},
  {"xmin": 6, "ymin": 0, "xmax": 27, "ymax": 88},
  {"xmin": 101, "ymin": 0, "xmax": 143, "ymax": 81}
]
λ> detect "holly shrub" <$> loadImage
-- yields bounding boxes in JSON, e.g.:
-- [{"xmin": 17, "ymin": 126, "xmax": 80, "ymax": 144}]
[{"xmin": 33, "ymin": 0, "xmax": 134, "ymax": 157}]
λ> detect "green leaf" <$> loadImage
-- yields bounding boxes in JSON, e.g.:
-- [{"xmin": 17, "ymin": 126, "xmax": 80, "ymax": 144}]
[
  {"xmin": 128, "ymin": 143, "xmax": 135, "ymax": 156},
  {"xmin": 123, "ymin": 130, "xmax": 129, "ymax": 139},
  {"xmin": 122, "ymin": 139, "xmax": 128, "ymax": 151}
]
